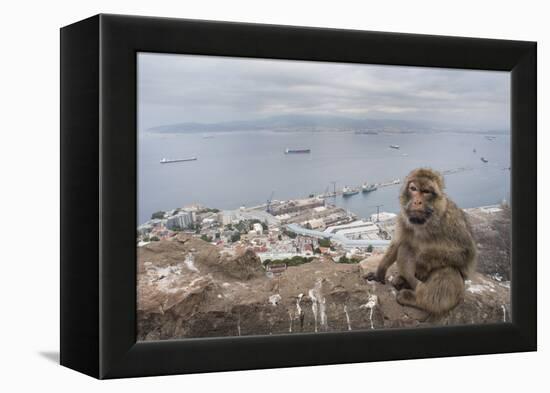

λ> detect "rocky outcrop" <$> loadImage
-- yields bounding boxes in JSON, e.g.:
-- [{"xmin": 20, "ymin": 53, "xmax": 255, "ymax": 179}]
[
  {"xmin": 466, "ymin": 206, "xmax": 511, "ymax": 280},
  {"xmin": 137, "ymin": 230, "xmax": 510, "ymax": 340},
  {"xmin": 357, "ymin": 257, "xmax": 510, "ymax": 327},
  {"xmin": 138, "ymin": 248, "xmax": 510, "ymax": 340}
]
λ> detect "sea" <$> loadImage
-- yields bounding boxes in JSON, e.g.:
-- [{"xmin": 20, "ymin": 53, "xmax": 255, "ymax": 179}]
[{"xmin": 138, "ymin": 130, "xmax": 511, "ymax": 225}]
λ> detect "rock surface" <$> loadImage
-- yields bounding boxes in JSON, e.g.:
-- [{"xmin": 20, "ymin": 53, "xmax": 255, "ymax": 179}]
[
  {"xmin": 137, "ymin": 213, "xmax": 511, "ymax": 341},
  {"xmin": 467, "ymin": 206, "xmax": 511, "ymax": 280}
]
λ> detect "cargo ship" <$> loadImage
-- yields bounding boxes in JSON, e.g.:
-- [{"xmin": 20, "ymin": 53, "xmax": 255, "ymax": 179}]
[
  {"xmin": 342, "ymin": 186, "xmax": 360, "ymax": 196},
  {"xmin": 160, "ymin": 157, "xmax": 197, "ymax": 164},
  {"xmin": 285, "ymin": 148, "xmax": 311, "ymax": 154},
  {"xmin": 355, "ymin": 130, "xmax": 379, "ymax": 135},
  {"xmin": 362, "ymin": 183, "xmax": 378, "ymax": 193}
]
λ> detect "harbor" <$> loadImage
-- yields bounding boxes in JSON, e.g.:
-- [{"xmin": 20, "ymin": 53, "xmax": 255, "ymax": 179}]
[
  {"xmin": 142, "ymin": 130, "xmax": 510, "ymax": 225},
  {"xmin": 312, "ymin": 166, "xmax": 474, "ymax": 199}
]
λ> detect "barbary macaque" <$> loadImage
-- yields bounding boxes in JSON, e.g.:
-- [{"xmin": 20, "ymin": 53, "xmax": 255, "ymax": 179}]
[{"xmin": 367, "ymin": 168, "xmax": 477, "ymax": 314}]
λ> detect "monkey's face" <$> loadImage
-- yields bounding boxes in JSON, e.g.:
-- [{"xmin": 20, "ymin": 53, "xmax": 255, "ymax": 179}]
[{"xmin": 402, "ymin": 178, "xmax": 441, "ymax": 226}]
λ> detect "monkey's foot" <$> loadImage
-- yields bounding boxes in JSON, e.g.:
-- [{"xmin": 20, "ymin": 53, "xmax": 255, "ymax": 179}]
[
  {"xmin": 392, "ymin": 275, "xmax": 412, "ymax": 290},
  {"xmin": 366, "ymin": 272, "xmax": 386, "ymax": 284},
  {"xmin": 396, "ymin": 289, "xmax": 417, "ymax": 307}
]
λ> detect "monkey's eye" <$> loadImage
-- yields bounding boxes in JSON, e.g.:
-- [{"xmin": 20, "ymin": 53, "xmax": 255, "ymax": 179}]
[
  {"xmin": 421, "ymin": 189, "xmax": 432, "ymax": 194},
  {"xmin": 409, "ymin": 185, "xmax": 417, "ymax": 192}
]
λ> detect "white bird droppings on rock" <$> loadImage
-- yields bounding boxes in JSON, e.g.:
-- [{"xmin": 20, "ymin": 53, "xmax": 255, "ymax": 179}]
[
  {"xmin": 184, "ymin": 253, "xmax": 200, "ymax": 273},
  {"xmin": 344, "ymin": 305, "xmax": 352, "ymax": 331},
  {"xmin": 269, "ymin": 294, "xmax": 282, "ymax": 306},
  {"xmin": 309, "ymin": 279, "xmax": 327, "ymax": 332},
  {"xmin": 296, "ymin": 293, "xmax": 303, "ymax": 317},
  {"xmin": 360, "ymin": 294, "xmax": 378, "ymax": 329}
]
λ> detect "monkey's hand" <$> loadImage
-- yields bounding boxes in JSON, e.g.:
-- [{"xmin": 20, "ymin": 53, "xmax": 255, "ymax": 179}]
[{"xmin": 366, "ymin": 267, "xmax": 387, "ymax": 284}]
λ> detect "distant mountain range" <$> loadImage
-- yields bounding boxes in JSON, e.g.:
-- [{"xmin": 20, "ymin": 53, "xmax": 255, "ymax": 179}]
[{"xmin": 147, "ymin": 114, "xmax": 508, "ymax": 135}]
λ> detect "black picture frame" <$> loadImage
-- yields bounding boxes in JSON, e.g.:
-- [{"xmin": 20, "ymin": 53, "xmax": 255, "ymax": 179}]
[{"xmin": 60, "ymin": 14, "xmax": 537, "ymax": 379}]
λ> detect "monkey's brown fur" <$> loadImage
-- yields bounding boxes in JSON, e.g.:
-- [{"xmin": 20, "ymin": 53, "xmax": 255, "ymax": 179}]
[{"xmin": 367, "ymin": 168, "xmax": 477, "ymax": 314}]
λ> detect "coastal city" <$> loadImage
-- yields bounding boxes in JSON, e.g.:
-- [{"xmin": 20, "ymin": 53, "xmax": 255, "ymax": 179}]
[
  {"xmin": 137, "ymin": 148, "xmax": 488, "ymax": 272},
  {"xmin": 137, "ymin": 156, "xmax": 491, "ymax": 274},
  {"xmin": 137, "ymin": 190, "xmax": 398, "ymax": 271}
]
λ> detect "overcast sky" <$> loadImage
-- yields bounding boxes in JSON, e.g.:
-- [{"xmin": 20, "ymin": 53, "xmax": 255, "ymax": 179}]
[{"xmin": 138, "ymin": 52, "xmax": 510, "ymax": 132}]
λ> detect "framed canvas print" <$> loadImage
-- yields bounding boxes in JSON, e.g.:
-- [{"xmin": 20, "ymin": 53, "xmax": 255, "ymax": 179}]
[{"xmin": 60, "ymin": 14, "xmax": 536, "ymax": 379}]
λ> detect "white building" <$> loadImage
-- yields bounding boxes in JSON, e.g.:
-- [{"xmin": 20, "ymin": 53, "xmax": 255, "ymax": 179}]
[
  {"xmin": 370, "ymin": 211, "xmax": 397, "ymax": 222},
  {"xmin": 166, "ymin": 211, "xmax": 194, "ymax": 230},
  {"xmin": 221, "ymin": 211, "xmax": 237, "ymax": 226},
  {"xmin": 256, "ymin": 252, "xmax": 312, "ymax": 263},
  {"xmin": 304, "ymin": 218, "xmax": 325, "ymax": 229},
  {"xmin": 137, "ymin": 224, "xmax": 153, "ymax": 236},
  {"xmin": 325, "ymin": 220, "xmax": 374, "ymax": 234},
  {"xmin": 183, "ymin": 204, "xmax": 204, "ymax": 212},
  {"xmin": 336, "ymin": 224, "xmax": 379, "ymax": 240},
  {"xmin": 202, "ymin": 218, "xmax": 216, "ymax": 227},
  {"xmin": 253, "ymin": 222, "xmax": 263, "ymax": 235},
  {"xmin": 324, "ymin": 220, "xmax": 380, "ymax": 240},
  {"xmin": 277, "ymin": 213, "xmax": 292, "ymax": 223}
]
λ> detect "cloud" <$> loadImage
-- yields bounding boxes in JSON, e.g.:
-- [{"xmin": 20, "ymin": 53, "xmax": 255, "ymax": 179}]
[{"xmin": 138, "ymin": 52, "xmax": 510, "ymax": 131}]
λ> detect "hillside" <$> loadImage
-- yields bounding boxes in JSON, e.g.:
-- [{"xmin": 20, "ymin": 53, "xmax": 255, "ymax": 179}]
[{"xmin": 137, "ymin": 207, "xmax": 511, "ymax": 340}]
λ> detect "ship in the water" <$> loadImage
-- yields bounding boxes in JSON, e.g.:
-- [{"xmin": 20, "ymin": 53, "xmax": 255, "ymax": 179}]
[
  {"xmin": 389, "ymin": 144, "xmax": 400, "ymax": 149},
  {"xmin": 355, "ymin": 130, "xmax": 379, "ymax": 135},
  {"xmin": 362, "ymin": 183, "xmax": 377, "ymax": 193},
  {"xmin": 160, "ymin": 157, "xmax": 197, "ymax": 164},
  {"xmin": 342, "ymin": 186, "xmax": 360, "ymax": 196},
  {"xmin": 480, "ymin": 157, "xmax": 489, "ymax": 163},
  {"xmin": 285, "ymin": 148, "xmax": 311, "ymax": 154}
]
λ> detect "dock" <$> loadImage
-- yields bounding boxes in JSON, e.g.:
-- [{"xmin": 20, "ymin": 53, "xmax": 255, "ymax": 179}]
[{"xmin": 316, "ymin": 166, "xmax": 473, "ymax": 199}]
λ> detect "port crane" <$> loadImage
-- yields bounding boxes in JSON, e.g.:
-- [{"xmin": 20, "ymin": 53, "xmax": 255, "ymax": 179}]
[
  {"xmin": 369, "ymin": 204, "xmax": 384, "ymax": 222},
  {"xmin": 266, "ymin": 191, "xmax": 275, "ymax": 213},
  {"xmin": 330, "ymin": 181, "xmax": 337, "ymax": 198}
]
